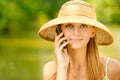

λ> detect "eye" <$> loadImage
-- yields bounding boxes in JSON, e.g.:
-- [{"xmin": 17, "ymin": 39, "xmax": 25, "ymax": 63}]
[
  {"xmin": 80, "ymin": 24, "xmax": 88, "ymax": 29},
  {"xmin": 65, "ymin": 24, "xmax": 73, "ymax": 28}
]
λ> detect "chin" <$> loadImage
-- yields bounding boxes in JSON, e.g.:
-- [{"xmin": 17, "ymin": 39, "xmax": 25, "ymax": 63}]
[
  {"xmin": 68, "ymin": 44, "xmax": 84, "ymax": 49},
  {"xmin": 68, "ymin": 42, "xmax": 88, "ymax": 49}
]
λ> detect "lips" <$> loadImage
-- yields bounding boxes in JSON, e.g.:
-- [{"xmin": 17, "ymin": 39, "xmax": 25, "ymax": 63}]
[{"xmin": 70, "ymin": 38, "xmax": 83, "ymax": 42}]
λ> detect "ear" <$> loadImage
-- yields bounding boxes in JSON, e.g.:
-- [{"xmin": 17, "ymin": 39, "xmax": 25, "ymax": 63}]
[{"xmin": 90, "ymin": 27, "xmax": 96, "ymax": 38}]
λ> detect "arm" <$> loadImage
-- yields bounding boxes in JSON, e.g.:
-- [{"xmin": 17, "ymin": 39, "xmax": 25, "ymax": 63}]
[
  {"xmin": 55, "ymin": 32, "xmax": 70, "ymax": 80},
  {"xmin": 43, "ymin": 61, "xmax": 68, "ymax": 80},
  {"xmin": 56, "ymin": 65, "xmax": 68, "ymax": 80},
  {"xmin": 43, "ymin": 33, "xmax": 69, "ymax": 80},
  {"xmin": 43, "ymin": 61, "xmax": 57, "ymax": 80},
  {"xmin": 108, "ymin": 58, "xmax": 120, "ymax": 80}
]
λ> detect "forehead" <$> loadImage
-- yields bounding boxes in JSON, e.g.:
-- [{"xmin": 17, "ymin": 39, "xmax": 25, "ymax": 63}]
[{"xmin": 61, "ymin": 22, "xmax": 92, "ymax": 27}]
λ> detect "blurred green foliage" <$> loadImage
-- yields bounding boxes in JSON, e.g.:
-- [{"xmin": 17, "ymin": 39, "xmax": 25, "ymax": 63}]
[
  {"xmin": 0, "ymin": 0, "xmax": 66, "ymax": 38},
  {"xmin": 0, "ymin": 0, "xmax": 120, "ymax": 80},
  {"xmin": 0, "ymin": 0, "xmax": 120, "ymax": 37},
  {"xmin": 86, "ymin": 0, "xmax": 120, "ymax": 23}
]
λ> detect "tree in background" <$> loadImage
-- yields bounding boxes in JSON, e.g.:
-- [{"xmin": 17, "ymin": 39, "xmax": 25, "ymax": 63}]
[
  {"xmin": 0, "ymin": 0, "xmax": 120, "ymax": 37},
  {"xmin": 86, "ymin": 0, "xmax": 120, "ymax": 24}
]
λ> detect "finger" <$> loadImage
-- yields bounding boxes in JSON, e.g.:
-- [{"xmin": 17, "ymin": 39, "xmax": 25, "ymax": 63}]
[
  {"xmin": 55, "ymin": 38, "xmax": 68, "ymax": 53},
  {"xmin": 57, "ymin": 37, "xmax": 67, "ymax": 46},
  {"xmin": 55, "ymin": 36, "xmax": 67, "ymax": 51},
  {"xmin": 55, "ymin": 37, "xmax": 68, "ymax": 52},
  {"xmin": 59, "ymin": 40, "xmax": 69, "ymax": 51},
  {"xmin": 55, "ymin": 32, "xmax": 64, "ymax": 44}
]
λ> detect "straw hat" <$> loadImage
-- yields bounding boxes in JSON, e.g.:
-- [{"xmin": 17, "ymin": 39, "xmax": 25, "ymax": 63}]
[{"xmin": 38, "ymin": 0, "xmax": 113, "ymax": 45}]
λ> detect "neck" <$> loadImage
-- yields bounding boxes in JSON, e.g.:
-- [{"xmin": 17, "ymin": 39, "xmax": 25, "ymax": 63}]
[{"xmin": 68, "ymin": 46, "xmax": 87, "ymax": 69}]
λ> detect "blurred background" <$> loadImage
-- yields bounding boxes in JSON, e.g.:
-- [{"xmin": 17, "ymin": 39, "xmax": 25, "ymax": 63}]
[{"xmin": 0, "ymin": 0, "xmax": 120, "ymax": 80}]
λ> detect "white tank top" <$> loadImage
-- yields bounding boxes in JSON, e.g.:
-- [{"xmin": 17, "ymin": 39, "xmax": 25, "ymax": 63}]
[{"xmin": 103, "ymin": 57, "xmax": 110, "ymax": 80}]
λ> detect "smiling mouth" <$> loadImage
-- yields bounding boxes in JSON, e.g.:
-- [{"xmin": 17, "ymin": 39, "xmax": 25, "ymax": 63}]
[{"xmin": 70, "ymin": 39, "xmax": 83, "ymax": 42}]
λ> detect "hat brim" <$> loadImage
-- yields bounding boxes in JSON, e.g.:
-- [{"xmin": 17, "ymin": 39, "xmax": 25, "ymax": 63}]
[{"xmin": 39, "ymin": 15, "xmax": 113, "ymax": 45}]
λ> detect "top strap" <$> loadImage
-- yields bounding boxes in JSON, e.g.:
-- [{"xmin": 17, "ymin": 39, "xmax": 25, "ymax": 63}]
[{"xmin": 105, "ymin": 57, "xmax": 110, "ymax": 74}]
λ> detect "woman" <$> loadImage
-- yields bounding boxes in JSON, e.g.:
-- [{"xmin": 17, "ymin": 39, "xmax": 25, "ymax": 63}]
[{"xmin": 38, "ymin": 0, "xmax": 120, "ymax": 80}]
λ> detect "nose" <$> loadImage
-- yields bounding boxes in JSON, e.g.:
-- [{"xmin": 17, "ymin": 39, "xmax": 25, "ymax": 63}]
[{"xmin": 73, "ymin": 27, "xmax": 80, "ymax": 36}]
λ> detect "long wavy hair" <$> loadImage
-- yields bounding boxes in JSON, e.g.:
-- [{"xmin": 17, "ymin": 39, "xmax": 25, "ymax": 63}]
[
  {"xmin": 86, "ymin": 36, "xmax": 104, "ymax": 80},
  {"xmin": 50, "ymin": 34, "xmax": 104, "ymax": 80}
]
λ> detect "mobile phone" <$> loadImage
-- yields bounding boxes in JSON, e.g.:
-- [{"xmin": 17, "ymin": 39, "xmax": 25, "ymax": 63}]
[
  {"xmin": 56, "ymin": 25, "xmax": 62, "ymax": 36},
  {"xmin": 56, "ymin": 25, "xmax": 67, "ymax": 49}
]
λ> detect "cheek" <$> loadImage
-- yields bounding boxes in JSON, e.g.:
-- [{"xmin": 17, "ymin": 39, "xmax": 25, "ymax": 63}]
[
  {"xmin": 84, "ymin": 30, "xmax": 93, "ymax": 38},
  {"xmin": 82, "ymin": 32, "xmax": 91, "ymax": 39},
  {"xmin": 63, "ymin": 30, "xmax": 70, "ymax": 37}
]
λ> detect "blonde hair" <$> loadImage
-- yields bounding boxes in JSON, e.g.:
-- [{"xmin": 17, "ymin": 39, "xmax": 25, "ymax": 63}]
[
  {"xmin": 50, "ymin": 35, "xmax": 104, "ymax": 80},
  {"xmin": 66, "ymin": 36, "xmax": 104, "ymax": 80},
  {"xmin": 86, "ymin": 36, "xmax": 104, "ymax": 80}
]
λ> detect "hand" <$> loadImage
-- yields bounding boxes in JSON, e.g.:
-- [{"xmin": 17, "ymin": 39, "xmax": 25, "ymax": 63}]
[{"xmin": 55, "ymin": 32, "xmax": 70, "ymax": 68}]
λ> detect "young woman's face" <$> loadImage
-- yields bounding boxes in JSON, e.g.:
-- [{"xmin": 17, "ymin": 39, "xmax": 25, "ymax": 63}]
[{"xmin": 61, "ymin": 23, "xmax": 95, "ymax": 49}]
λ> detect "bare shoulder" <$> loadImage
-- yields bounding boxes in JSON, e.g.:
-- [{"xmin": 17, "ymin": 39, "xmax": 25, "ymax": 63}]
[
  {"xmin": 43, "ymin": 61, "xmax": 57, "ymax": 80},
  {"xmin": 108, "ymin": 58, "xmax": 120, "ymax": 79}
]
